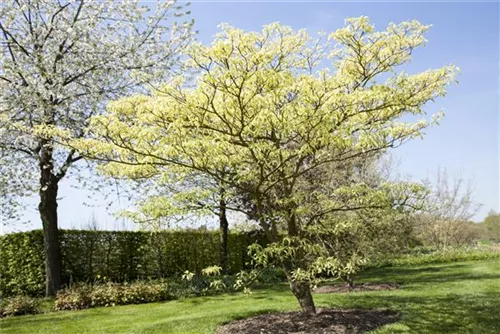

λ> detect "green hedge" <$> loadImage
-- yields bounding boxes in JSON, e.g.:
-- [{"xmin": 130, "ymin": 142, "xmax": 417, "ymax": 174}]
[
  {"xmin": 0, "ymin": 229, "xmax": 266, "ymax": 297},
  {"xmin": 0, "ymin": 230, "xmax": 45, "ymax": 297}
]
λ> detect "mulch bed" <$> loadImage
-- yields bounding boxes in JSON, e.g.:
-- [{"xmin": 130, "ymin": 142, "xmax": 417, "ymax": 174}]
[
  {"xmin": 215, "ymin": 308, "xmax": 399, "ymax": 334},
  {"xmin": 314, "ymin": 283, "xmax": 400, "ymax": 294}
]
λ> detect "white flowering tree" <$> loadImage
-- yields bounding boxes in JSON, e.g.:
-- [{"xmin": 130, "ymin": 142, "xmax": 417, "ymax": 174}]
[
  {"xmin": 0, "ymin": 0, "xmax": 193, "ymax": 296},
  {"xmin": 0, "ymin": 147, "xmax": 37, "ymax": 227},
  {"xmin": 73, "ymin": 18, "xmax": 456, "ymax": 312}
]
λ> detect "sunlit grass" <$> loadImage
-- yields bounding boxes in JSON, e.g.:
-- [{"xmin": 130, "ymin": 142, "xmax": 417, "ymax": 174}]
[{"xmin": 1, "ymin": 259, "xmax": 498, "ymax": 333}]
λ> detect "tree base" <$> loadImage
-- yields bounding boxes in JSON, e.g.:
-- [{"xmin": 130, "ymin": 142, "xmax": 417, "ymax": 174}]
[{"xmin": 216, "ymin": 308, "xmax": 399, "ymax": 334}]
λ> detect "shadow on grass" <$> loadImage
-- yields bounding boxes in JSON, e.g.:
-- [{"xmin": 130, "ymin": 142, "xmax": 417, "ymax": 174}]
[
  {"xmin": 2, "ymin": 311, "xmax": 95, "ymax": 326},
  {"xmin": 359, "ymin": 262, "xmax": 500, "ymax": 284},
  {"xmin": 218, "ymin": 308, "xmax": 279, "ymax": 324},
  {"xmin": 252, "ymin": 282, "xmax": 290, "ymax": 293},
  {"xmin": 181, "ymin": 284, "xmax": 290, "ymax": 306},
  {"xmin": 2, "ymin": 261, "xmax": 498, "ymax": 334},
  {"xmin": 322, "ymin": 291, "xmax": 500, "ymax": 333}
]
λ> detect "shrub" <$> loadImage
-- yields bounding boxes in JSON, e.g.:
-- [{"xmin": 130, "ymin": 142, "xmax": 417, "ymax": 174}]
[
  {"xmin": 54, "ymin": 284, "xmax": 92, "ymax": 311},
  {"xmin": 0, "ymin": 296, "xmax": 40, "ymax": 317},
  {"xmin": 176, "ymin": 266, "xmax": 237, "ymax": 297},
  {"xmin": 115, "ymin": 281, "xmax": 171, "ymax": 305},
  {"xmin": 88, "ymin": 284, "xmax": 121, "ymax": 308},
  {"xmin": 55, "ymin": 280, "xmax": 174, "ymax": 311}
]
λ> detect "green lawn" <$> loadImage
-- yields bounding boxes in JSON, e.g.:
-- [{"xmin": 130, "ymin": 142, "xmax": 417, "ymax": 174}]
[{"xmin": 1, "ymin": 259, "xmax": 499, "ymax": 334}]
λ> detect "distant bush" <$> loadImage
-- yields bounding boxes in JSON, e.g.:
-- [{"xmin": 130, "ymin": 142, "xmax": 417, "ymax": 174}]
[
  {"xmin": 54, "ymin": 284, "xmax": 92, "ymax": 311},
  {"xmin": 254, "ymin": 267, "xmax": 287, "ymax": 284},
  {"xmin": 371, "ymin": 247, "xmax": 500, "ymax": 267},
  {"xmin": 0, "ymin": 295, "xmax": 40, "ymax": 317},
  {"xmin": 4, "ymin": 262, "xmax": 281, "ymax": 315},
  {"xmin": 54, "ymin": 266, "xmax": 243, "ymax": 311},
  {"xmin": 55, "ymin": 280, "xmax": 174, "ymax": 311}
]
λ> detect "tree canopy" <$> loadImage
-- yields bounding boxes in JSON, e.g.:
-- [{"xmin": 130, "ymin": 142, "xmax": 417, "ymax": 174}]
[
  {"xmin": 72, "ymin": 17, "xmax": 457, "ymax": 313},
  {"xmin": 484, "ymin": 211, "xmax": 500, "ymax": 243},
  {"xmin": 0, "ymin": 0, "xmax": 193, "ymax": 296}
]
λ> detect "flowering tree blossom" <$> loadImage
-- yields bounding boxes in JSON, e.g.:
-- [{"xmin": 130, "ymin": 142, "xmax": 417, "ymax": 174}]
[
  {"xmin": 0, "ymin": 147, "xmax": 36, "ymax": 226},
  {"xmin": 0, "ymin": 0, "xmax": 193, "ymax": 296},
  {"xmin": 74, "ymin": 17, "xmax": 457, "ymax": 312}
]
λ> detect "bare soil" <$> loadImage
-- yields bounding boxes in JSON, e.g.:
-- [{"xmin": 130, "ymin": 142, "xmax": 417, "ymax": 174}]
[
  {"xmin": 314, "ymin": 283, "xmax": 400, "ymax": 294},
  {"xmin": 215, "ymin": 308, "xmax": 399, "ymax": 334}
]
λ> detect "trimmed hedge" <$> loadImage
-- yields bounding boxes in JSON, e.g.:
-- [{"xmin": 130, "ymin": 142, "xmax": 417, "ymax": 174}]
[
  {"xmin": 0, "ymin": 230, "xmax": 45, "ymax": 297},
  {"xmin": 0, "ymin": 229, "xmax": 266, "ymax": 297}
]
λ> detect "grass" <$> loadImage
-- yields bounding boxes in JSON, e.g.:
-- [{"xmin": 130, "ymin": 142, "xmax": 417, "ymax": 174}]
[
  {"xmin": 370, "ymin": 246, "xmax": 500, "ymax": 268},
  {"xmin": 1, "ymin": 259, "xmax": 499, "ymax": 334}
]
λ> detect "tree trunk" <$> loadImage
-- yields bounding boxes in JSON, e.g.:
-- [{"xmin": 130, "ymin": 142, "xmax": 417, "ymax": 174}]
[
  {"xmin": 219, "ymin": 187, "xmax": 229, "ymax": 275},
  {"xmin": 286, "ymin": 273, "xmax": 316, "ymax": 314},
  {"xmin": 284, "ymin": 210, "xmax": 317, "ymax": 314},
  {"xmin": 38, "ymin": 142, "xmax": 62, "ymax": 297},
  {"xmin": 346, "ymin": 275, "xmax": 356, "ymax": 290}
]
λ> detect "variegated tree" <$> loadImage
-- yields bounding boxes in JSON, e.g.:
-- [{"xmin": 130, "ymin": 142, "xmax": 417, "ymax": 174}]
[
  {"xmin": 0, "ymin": 0, "xmax": 193, "ymax": 296},
  {"xmin": 73, "ymin": 18, "xmax": 456, "ymax": 312}
]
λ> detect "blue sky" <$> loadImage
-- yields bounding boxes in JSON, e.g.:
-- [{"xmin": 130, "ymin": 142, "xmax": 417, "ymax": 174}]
[{"xmin": 4, "ymin": 1, "xmax": 499, "ymax": 233}]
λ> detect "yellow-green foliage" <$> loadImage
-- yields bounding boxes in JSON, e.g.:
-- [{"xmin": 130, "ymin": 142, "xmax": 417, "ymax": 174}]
[
  {"xmin": 71, "ymin": 17, "xmax": 457, "ymax": 306},
  {"xmin": 75, "ymin": 18, "xmax": 456, "ymax": 184}
]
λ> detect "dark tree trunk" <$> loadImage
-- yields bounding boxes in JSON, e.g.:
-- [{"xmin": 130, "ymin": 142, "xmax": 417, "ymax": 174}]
[
  {"xmin": 286, "ymin": 272, "xmax": 316, "ymax": 314},
  {"xmin": 38, "ymin": 140, "xmax": 62, "ymax": 297},
  {"xmin": 346, "ymin": 275, "xmax": 356, "ymax": 290},
  {"xmin": 284, "ymin": 211, "xmax": 317, "ymax": 314},
  {"xmin": 219, "ymin": 187, "xmax": 229, "ymax": 275}
]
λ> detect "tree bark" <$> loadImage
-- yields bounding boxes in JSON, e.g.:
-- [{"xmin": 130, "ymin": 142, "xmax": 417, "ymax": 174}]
[
  {"xmin": 346, "ymin": 275, "xmax": 356, "ymax": 290},
  {"xmin": 219, "ymin": 187, "xmax": 229, "ymax": 275},
  {"xmin": 38, "ymin": 141, "xmax": 62, "ymax": 297},
  {"xmin": 286, "ymin": 273, "xmax": 316, "ymax": 314},
  {"xmin": 284, "ymin": 211, "xmax": 317, "ymax": 314}
]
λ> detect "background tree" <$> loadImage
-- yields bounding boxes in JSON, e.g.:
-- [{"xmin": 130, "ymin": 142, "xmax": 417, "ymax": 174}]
[
  {"xmin": 310, "ymin": 206, "xmax": 416, "ymax": 288},
  {"xmin": 309, "ymin": 156, "xmax": 419, "ymax": 288},
  {"xmin": 0, "ymin": 0, "xmax": 193, "ymax": 296},
  {"xmin": 0, "ymin": 148, "xmax": 37, "ymax": 230},
  {"xmin": 117, "ymin": 169, "xmax": 235, "ymax": 274},
  {"xmin": 483, "ymin": 210, "xmax": 500, "ymax": 243},
  {"xmin": 414, "ymin": 168, "xmax": 481, "ymax": 249},
  {"xmin": 73, "ymin": 18, "xmax": 456, "ymax": 313}
]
